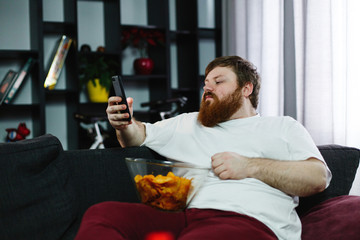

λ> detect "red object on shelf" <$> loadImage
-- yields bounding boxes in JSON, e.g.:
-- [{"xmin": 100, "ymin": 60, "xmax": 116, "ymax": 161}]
[
  {"xmin": 6, "ymin": 122, "xmax": 30, "ymax": 142},
  {"xmin": 134, "ymin": 58, "xmax": 154, "ymax": 75},
  {"xmin": 145, "ymin": 231, "xmax": 175, "ymax": 240}
]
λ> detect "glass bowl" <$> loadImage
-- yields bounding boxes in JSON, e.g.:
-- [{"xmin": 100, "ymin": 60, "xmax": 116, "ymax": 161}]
[{"xmin": 125, "ymin": 158, "xmax": 210, "ymax": 211}]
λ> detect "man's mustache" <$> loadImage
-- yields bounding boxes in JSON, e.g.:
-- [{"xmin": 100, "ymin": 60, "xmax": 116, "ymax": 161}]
[{"xmin": 203, "ymin": 92, "xmax": 216, "ymax": 100}]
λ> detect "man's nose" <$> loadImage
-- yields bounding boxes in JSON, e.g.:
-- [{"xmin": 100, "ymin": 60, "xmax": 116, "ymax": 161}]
[{"xmin": 203, "ymin": 82, "xmax": 214, "ymax": 92}]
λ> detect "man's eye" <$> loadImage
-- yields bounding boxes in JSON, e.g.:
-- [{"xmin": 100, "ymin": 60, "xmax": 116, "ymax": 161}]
[{"xmin": 215, "ymin": 81, "xmax": 222, "ymax": 84}]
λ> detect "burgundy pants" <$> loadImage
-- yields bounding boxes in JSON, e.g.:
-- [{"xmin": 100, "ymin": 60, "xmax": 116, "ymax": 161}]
[{"xmin": 74, "ymin": 202, "xmax": 277, "ymax": 240}]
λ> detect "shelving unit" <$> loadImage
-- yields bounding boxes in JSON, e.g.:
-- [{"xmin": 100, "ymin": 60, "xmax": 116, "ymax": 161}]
[{"xmin": 0, "ymin": 0, "xmax": 222, "ymax": 149}]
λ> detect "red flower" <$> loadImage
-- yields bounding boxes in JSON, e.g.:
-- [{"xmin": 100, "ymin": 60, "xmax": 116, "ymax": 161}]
[{"xmin": 121, "ymin": 27, "xmax": 165, "ymax": 57}]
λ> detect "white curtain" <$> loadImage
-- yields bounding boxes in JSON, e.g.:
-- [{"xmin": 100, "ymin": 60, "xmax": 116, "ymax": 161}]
[
  {"xmin": 223, "ymin": 0, "xmax": 360, "ymax": 148},
  {"xmin": 223, "ymin": 0, "xmax": 284, "ymax": 117}
]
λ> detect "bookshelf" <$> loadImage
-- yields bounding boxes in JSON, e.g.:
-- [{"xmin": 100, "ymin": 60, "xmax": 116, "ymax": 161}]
[{"xmin": 0, "ymin": 0, "xmax": 222, "ymax": 149}]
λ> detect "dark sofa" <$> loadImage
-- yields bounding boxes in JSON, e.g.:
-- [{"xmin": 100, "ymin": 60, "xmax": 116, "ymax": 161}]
[{"xmin": 1, "ymin": 134, "xmax": 359, "ymax": 240}]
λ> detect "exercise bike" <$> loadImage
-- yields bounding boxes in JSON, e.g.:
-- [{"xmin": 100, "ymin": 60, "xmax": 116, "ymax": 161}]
[
  {"xmin": 140, "ymin": 96, "xmax": 188, "ymax": 120},
  {"xmin": 74, "ymin": 96, "xmax": 188, "ymax": 149},
  {"xmin": 74, "ymin": 113, "xmax": 108, "ymax": 149}
]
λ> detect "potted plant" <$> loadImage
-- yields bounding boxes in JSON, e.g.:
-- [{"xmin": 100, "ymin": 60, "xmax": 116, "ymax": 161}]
[
  {"xmin": 78, "ymin": 55, "xmax": 118, "ymax": 102},
  {"xmin": 121, "ymin": 27, "xmax": 165, "ymax": 75}
]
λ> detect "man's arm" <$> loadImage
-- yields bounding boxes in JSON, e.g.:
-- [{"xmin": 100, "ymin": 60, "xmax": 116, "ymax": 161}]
[
  {"xmin": 211, "ymin": 152, "xmax": 328, "ymax": 197},
  {"xmin": 106, "ymin": 96, "xmax": 146, "ymax": 147},
  {"xmin": 114, "ymin": 120, "xmax": 145, "ymax": 147}
]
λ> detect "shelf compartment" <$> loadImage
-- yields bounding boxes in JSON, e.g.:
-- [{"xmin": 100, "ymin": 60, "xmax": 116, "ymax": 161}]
[
  {"xmin": 78, "ymin": 51, "xmax": 119, "ymax": 58},
  {"xmin": 0, "ymin": 104, "xmax": 42, "ymax": 143},
  {"xmin": 0, "ymin": 103, "xmax": 40, "ymax": 111},
  {"xmin": 198, "ymin": 28, "xmax": 220, "ymax": 38},
  {"xmin": 0, "ymin": 50, "xmax": 38, "ymax": 59},
  {"xmin": 121, "ymin": 24, "xmax": 166, "ymax": 31},
  {"xmin": 43, "ymin": 21, "xmax": 77, "ymax": 35},
  {"xmin": 45, "ymin": 89, "xmax": 78, "ymax": 96},
  {"xmin": 122, "ymin": 74, "xmax": 167, "ymax": 81}
]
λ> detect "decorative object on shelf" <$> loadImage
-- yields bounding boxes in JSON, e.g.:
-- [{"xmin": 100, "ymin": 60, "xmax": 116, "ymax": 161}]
[
  {"xmin": 3, "ymin": 58, "xmax": 34, "ymax": 104},
  {"xmin": 80, "ymin": 44, "xmax": 91, "ymax": 52},
  {"xmin": 78, "ymin": 54, "xmax": 118, "ymax": 103},
  {"xmin": 44, "ymin": 35, "xmax": 73, "ymax": 90},
  {"xmin": 96, "ymin": 46, "xmax": 105, "ymax": 53},
  {"xmin": 134, "ymin": 58, "xmax": 154, "ymax": 75},
  {"xmin": 86, "ymin": 78, "xmax": 110, "ymax": 102},
  {"xmin": 0, "ymin": 70, "xmax": 18, "ymax": 105},
  {"xmin": 5, "ymin": 122, "xmax": 30, "ymax": 142},
  {"xmin": 121, "ymin": 27, "xmax": 164, "ymax": 75}
]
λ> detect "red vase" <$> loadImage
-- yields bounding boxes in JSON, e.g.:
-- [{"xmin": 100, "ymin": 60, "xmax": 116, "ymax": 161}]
[{"xmin": 134, "ymin": 58, "xmax": 154, "ymax": 75}]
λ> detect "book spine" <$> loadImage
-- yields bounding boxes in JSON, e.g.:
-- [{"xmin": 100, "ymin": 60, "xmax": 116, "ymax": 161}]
[
  {"xmin": 0, "ymin": 70, "xmax": 18, "ymax": 105},
  {"xmin": 44, "ymin": 35, "xmax": 73, "ymax": 90},
  {"xmin": 3, "ymin": 58, "xmax": 33, "ymax": 104}
]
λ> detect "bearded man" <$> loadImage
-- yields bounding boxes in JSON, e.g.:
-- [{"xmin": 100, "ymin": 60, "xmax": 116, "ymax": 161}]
[{"xmin": 75, "ymin": 56, "xmax": 331, "ymax": 240}]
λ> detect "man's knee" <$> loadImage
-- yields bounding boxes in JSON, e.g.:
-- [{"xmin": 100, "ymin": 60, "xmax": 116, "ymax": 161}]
[{"xmin": 82, "ymin": 201, "xmax": 138, "ymax": 223}]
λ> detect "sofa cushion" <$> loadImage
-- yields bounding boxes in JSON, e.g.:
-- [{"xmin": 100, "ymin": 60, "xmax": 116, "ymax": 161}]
[
  {"xmin": 301, "ymin": 195, "xmax": 360, "ymax": 240},
  {"xmin": 297, "ymin": 145, "xmax": 360, "ymax": 216},
  {"xmin": 0, "ymin": 134, "xmax": 78, "ymax": 240}
]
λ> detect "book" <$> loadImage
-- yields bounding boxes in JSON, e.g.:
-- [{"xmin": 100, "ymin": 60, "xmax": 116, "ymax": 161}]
[
  {"xmin": 44, "ymin": 35, "xmax": 73, "ymax": 90},
  {"xmin": 3, "ymin": 58, "xmax": 34, "ymax": 104},
  {"xmin": 0, "ymin": 70, "xmax": 18, "ymax": 105}
]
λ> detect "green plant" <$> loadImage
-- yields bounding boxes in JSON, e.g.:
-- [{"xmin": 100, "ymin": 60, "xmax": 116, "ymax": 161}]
[{"xmin": 78, "ymin": 56, "xmax": 118, "ymax": 91}]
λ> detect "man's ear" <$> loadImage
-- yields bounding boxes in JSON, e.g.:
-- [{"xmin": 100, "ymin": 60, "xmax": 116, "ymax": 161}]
[{"xmin": 242, "ymin": 82, "xmax": 253, "ymax": 97}]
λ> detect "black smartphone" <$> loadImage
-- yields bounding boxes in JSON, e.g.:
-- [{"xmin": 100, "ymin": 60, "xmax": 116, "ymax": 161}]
[{"xmin": 112, "ymin": 75, "xmax": 131, "ymax": 121}]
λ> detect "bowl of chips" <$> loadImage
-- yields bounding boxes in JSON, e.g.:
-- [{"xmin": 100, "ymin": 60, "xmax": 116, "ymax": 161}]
[{"xmin": 125, "ymin": 158, "xmax": 210, "ymax": 211}]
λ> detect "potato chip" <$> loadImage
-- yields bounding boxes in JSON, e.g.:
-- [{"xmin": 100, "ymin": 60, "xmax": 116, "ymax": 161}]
[{"xmin": 134, "ymin": 172, "xmax": 192, "ymax": 211}]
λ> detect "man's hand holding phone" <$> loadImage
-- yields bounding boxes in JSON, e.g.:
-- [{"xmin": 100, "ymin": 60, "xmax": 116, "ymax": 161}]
[
  {"xmin": 106, "ymin": 76, "xmax": 133, "ymax": 130},
  {"xmin": 107, "ymin": 76, "xmax": 147, "ymax": 147},
  {"xmin": 107, "ymin": 96, "xmax": 133, "ymax": 129}
]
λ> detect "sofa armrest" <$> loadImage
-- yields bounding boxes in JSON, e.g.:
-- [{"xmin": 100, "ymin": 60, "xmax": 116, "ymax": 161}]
[
  {"xmin": 0, "ymin": 134, "xmax": 78, "ymax": 240},
  {"xmin": 297, "ymin": 144, "xmax": 360, "ymax": 216}
]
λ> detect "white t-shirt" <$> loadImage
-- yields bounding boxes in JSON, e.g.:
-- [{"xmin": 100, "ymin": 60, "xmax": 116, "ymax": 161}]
[{"xmin": 142, "ymin": 113, "xmax": 332, "ymax": 240}]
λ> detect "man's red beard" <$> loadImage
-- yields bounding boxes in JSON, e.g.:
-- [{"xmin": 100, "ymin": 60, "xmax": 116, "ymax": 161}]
[{"xmin": 198, "ymin": 87, "xmax": 243, "ymax": 127}]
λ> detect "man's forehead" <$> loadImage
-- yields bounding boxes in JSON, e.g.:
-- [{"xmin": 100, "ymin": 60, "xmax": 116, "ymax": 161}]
[{"xmin": 206, "ymin": 67, "xmax": 236, "ymax": 80}]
